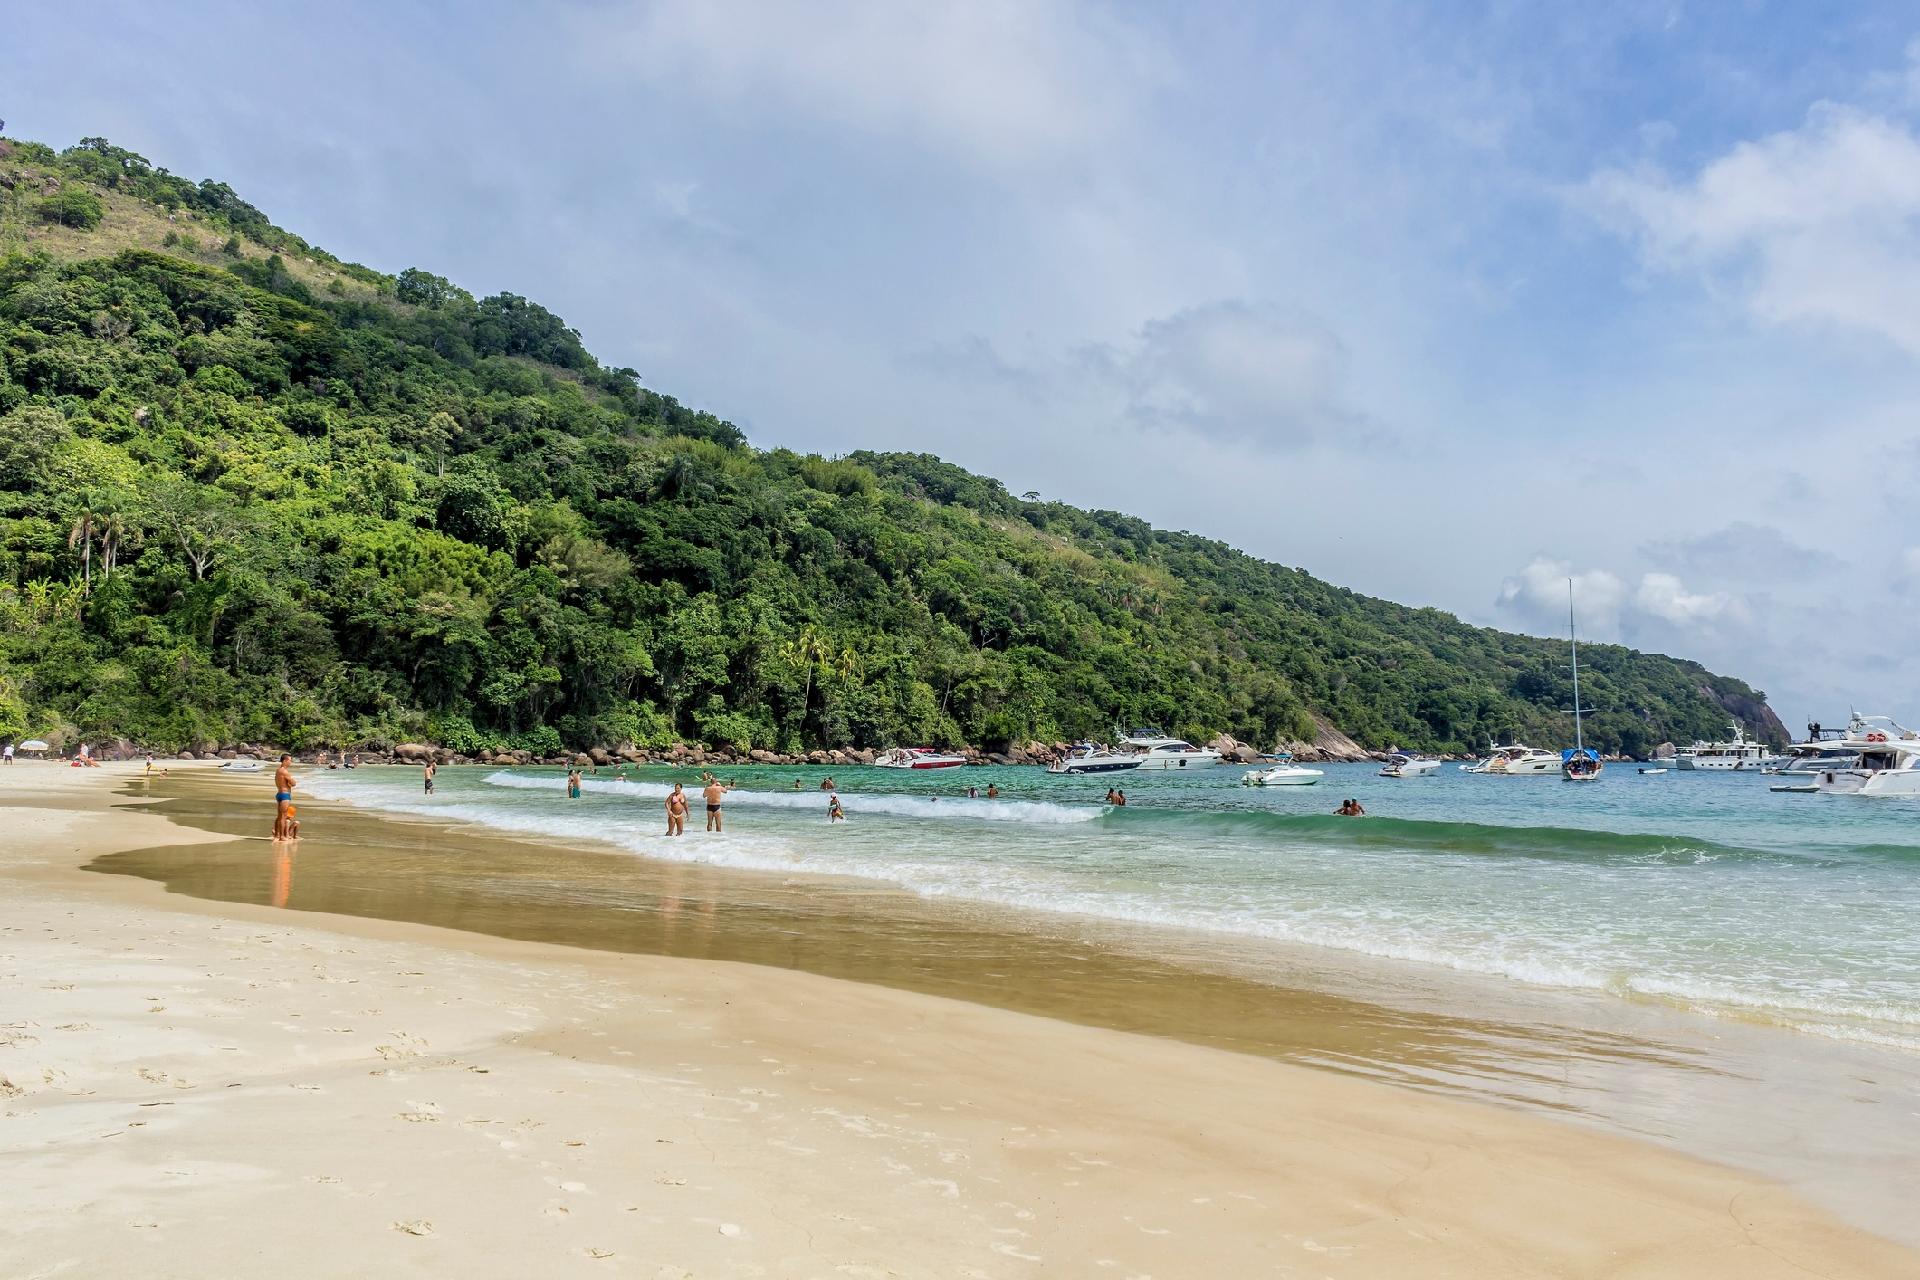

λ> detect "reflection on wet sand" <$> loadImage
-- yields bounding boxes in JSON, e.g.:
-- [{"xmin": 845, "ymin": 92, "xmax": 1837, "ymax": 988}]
[{"xmin": 92, "ymin": 771, "xmax": 1920, "ymax": 1245}]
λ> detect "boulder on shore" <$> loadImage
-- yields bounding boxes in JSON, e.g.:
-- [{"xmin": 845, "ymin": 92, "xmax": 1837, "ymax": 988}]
[{"xmin": 393, "ymin": 742, "xmax": 434, "ymax": 762}]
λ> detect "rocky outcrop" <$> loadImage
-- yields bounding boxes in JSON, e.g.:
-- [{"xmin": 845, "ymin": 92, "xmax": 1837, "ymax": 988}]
[
  {"xmin": 1701, "ymin": 685, "xmax": 1790, "ymax": 745},
  {"xmin": 1271, "ymin": 715, "xmax": 1374, "ymax": 763}
]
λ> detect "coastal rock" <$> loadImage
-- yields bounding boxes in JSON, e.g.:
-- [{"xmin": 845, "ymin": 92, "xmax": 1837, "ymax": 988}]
[
  {"xmin": 177, "ymin": 751, "xmax": 196, "ymax": 760},
  {"xmin": 571, "ymin": 753, "xmax": 593, "ymax": 767},
  {"xmin": 587, "ymin": 746, "xmax": 613, "ymax": 767},
  {"xmin": 394, "ymin": 742, "xmax": 433, "ymax": 762},
  {"xmin": 1273, "ymin": 715, "xmax": 1373, "ymax": 764},
  {"xmin": 749, "ymin": 749, "xmax": 779, "ymax": 763}
]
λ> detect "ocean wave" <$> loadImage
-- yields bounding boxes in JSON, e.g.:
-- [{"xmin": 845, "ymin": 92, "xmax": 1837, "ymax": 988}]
[
  {"xmin": 479, "ymin": 770, "xmax": 1105, "ymax": 825},
  {"xmin": 1106, "ymin": 806, "xmax": 1769, "ymax": 864}
]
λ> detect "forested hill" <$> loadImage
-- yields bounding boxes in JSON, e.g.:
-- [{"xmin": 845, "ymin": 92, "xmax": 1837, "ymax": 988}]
[{"xmin": 0, "ymin": 137, "xmax": 1780, "ymax": 758}]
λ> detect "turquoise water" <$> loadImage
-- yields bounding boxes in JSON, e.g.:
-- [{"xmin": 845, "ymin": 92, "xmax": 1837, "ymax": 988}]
[{"xmin": 308, "ymin": 762, "xmax": 1920, "ymax": 1051}]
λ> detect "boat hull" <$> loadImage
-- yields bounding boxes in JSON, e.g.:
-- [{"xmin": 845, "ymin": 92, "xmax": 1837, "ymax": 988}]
[
  {"xmin": 1812, "ymin": 769, "xmax": 1920, "ymax": 796},
  {"xmin": 1047, "ymin": 759, "xmax": 1142, "ymax": 775},
  {"xmin": 1131, "ymin": 754, "xmax": 1224, "ymax": 770}
]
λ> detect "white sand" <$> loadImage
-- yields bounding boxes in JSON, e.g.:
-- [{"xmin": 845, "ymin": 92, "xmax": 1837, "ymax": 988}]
[{"xmin": 2, "ymin": 761, "xmax": 1913, "ymax": 1278}]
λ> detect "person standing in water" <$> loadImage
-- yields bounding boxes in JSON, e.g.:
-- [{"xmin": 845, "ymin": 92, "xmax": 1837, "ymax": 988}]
[
  {"xmin": 423, "ymin": 760, "xmax": 436, "ymax": 795},
  {"xmin": 566, "ymin": 769, "xmax": 582, "ymax": 799},
  {"xmin": 828, "ymin": 794, "xmax": 844, "ymax": 822},
  {"xmin": 986, "ymin": 782, "xmax": 999, "ymax": 798},
  {"xmin": 665, "ymin": 783, "xmax": 688, "ymax": 836},
  {"xmin": 1336, "ymin": 798, "xmax": 1366, "ymax": 817},
  {"xmin": 272, "ymin": 755, "xmax": 296, "ymax": 840},
  {"xmin": 704, "ymin": 777, "xmax": 730, "ymax": 832}
]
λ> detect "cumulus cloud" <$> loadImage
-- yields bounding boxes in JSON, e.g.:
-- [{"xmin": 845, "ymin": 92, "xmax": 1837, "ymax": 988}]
[
  {"xmin": 584, "ymin": 0, "xmax": 1158, "ymax": 167},
  {"xmin": 1581, "ymin": 100, "xmax": 1920, "ymax": 354},
  {"xmin": 1497, "ymin": 557, "xmax": 1746, "ymax": 642}
]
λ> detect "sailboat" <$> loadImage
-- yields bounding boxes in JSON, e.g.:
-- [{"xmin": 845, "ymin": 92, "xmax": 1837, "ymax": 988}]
[{"xmin": 1561, "ymin": 579, "xmax": 1602, "ymax": 782}]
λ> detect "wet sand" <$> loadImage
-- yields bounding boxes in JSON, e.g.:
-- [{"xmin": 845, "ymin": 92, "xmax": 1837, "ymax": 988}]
[{"xmin": 5, "ymin": 761, "xmax": 1917, "ymax": 1277}]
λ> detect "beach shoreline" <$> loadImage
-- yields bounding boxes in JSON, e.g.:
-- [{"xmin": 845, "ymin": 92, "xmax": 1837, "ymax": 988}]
[{"xmin": 4, "ymin": 760, "xmax": 1915, "ymax": 1278}]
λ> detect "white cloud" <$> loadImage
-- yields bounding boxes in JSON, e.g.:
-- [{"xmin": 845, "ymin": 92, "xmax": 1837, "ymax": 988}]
[
  {"xmin": 1496, "ymin": 557, "xmax": 1744, "ymax": 640},
  {"xmin": 1582, "ymin": 100, "xmax": 1920, "ymax": 354},
  {"xmin": 1633, "ymin": 572, "xmax": 1745, "ymax": 626},
  {"xmin": 585, "ymin": 0, "xmax": 1158, "ymax": 168}
]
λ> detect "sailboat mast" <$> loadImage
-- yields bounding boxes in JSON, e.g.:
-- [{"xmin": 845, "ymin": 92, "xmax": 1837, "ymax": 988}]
[{"xmin": 1568, "ymin": 579, "xmax": 1583, "ymax": 752}]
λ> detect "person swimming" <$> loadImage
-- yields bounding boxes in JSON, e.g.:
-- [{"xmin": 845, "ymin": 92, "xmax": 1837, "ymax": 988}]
[
  {"xmin": 1336, "ymin": 798, "xmax": 1366, "ymax": 816},
  {"xmin": 986, "ymin": 783, "xmax": 1000, "ymax": 798}
]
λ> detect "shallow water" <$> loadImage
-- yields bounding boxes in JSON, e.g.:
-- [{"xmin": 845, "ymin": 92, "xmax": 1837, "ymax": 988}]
[
  {"xmin": 99, "ymin": 765, "xmax": 1920, "ymax": 1245},
  {"xmin": 311, "ymin": 760, "xmax": 1920, "ymax": 1052}
]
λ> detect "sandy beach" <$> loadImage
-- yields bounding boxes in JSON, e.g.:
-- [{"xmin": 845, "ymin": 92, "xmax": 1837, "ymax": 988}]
[{"xmin": 3, "ymin": 763, "xmax": 1915, "ymax": 1278}]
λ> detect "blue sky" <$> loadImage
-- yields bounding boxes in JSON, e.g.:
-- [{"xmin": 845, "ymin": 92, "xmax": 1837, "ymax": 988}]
[{"xmin": 10, "ymin": 1, "xmax": 1920, "ymax": 728}]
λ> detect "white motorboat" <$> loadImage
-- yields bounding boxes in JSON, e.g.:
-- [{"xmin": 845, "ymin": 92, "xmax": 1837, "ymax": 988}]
[
  {"xmin": 1379, "ymin": 752, "xmax": 1441, "ymax": 778},
  {"xmin": 1463, "ymin": 744, "xmax": 1561, "ymax": 775},
  {"xmin": 1119, "ymin": 732, "xmax": 1223, "ymax": 770},
  {"xmin": 875, "ymin": 747, "xmax": 968, "ymax": 770},
  {"xmin": 218, "ymin": 760, "xmax": 263, "ymax": 772},
  {"xmin": 1638, "ymin": 766, "xmax": 1668, "ymax": 775},
  {"xmin": 1775, "ymin": 715, "xmax": 1920, "ymax": 796},
  {"xmin": 1675, "ymin": 721, "xmax": 1777, "ymax": 770},
  {"xmin": 1242, "ymin": 764, "xmax": 1324, "ymax": 786},
  {"xmin": 1046, "ymin": 743, "xmax": 1142, "ymax": 775},
  {"xmin": 1561, "ymin": 580, "xmax": 1604, "ymax": 782}
]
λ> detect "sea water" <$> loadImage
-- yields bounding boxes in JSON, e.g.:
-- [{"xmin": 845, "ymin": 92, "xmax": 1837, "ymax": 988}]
[{"xmin": 306, "ymin": 762, "xmax": 1920, "ymax": 1054}]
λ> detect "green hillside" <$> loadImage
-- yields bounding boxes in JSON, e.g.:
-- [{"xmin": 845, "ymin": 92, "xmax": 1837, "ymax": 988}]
[{"xmin": 0, "ymin": 137, "xmax": 1778, "ymax": 757}]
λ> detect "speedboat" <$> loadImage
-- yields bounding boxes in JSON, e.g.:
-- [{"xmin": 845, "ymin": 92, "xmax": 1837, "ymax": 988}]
[
  {"xmin": 1675, "ymin": 721, "xmax": 1777, "ymax": 770},
  {"xmin": 1046, "ymin": 743, "xmax": 1142, "ymax": 775},
  {"xmin": 875, "ymin": 747, "xmax": 967, "ymax": 769},
  {"xmin": 1118, "ymin": 731, "xmax": 1223, "ymax": 770},
  {"xmin": 1775, "ymin": 715, "xmax": 1920, "ymax": 796},
  {"xmin": 1379, "ymin": 752, "xmax": 1441, "ymax": 778},
  {"xmin": 1242, "ymin": 764, "xmax": 1324, "ymax": 786},
  {"xmin": 1463, "ymin": 744, "xmax": 1561, "ymax": 775}
]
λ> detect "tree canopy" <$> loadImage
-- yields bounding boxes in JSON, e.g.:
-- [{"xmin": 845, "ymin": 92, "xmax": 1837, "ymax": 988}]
[{"xmin": 0, "ymin": 137, "xmax": 1776, "ymax": 755}]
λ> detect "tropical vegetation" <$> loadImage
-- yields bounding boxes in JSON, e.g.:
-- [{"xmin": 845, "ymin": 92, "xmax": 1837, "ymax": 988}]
[{"xmin": 0, "ymin": 136, "xmax": 1777, "ymax": 756}]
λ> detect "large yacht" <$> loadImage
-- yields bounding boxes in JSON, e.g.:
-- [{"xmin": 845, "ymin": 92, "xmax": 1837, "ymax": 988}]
[
  {"xmin": 1118, "ymin": 732, "xmax": 1223, "ymax": 770},
  {"xmin": 875, "ymin": 747, "xmax": 968, "ymax": 769},
  {"xmin": 1046, "ymin": 743, "xmax": 1143, "ymax": 775},
  {"xmin": 1463, "ymin": 743, "xmax": 1561, "ymax": 775},
  {"xmin": 1774, "ymin": 715, "xmax": 1920, "ymax": 796},
  {"xmin": 1675, "ymin": 721, "xmax": 1777, "ymax": 770}
]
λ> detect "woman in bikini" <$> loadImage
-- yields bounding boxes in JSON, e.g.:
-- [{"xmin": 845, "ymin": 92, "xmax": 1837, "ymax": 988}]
[{"xmin": 665, "ymin": 783, "xmax": 688, "ymax": 836}]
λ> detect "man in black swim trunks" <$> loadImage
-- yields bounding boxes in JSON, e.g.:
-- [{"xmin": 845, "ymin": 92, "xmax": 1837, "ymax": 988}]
[{"xmin": 703, "ymin": 777, "xmax": 729, "ymax": 832}]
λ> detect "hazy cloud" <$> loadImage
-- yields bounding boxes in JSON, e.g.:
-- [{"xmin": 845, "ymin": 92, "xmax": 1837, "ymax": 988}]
[
  {"xmin": 1639, "ymin": 522, "xmax": 1840, "ymax": 585},
  {"xmin": 582, "ymin": 0, "xmax": 1159, "ymax": 168}
]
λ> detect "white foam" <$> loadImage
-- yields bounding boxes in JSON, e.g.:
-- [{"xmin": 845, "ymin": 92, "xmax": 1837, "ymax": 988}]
[{"xmin": 479, "ymin": 770, "xmax": 1104, "ymax": 825}]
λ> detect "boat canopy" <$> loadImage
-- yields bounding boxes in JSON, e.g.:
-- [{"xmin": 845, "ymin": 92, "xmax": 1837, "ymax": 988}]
[{"xmin": 1561, "ymin": 747, "xmax": 1599, "ymax": 763}]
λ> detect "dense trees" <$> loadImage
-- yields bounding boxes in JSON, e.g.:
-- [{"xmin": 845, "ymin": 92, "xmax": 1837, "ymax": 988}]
[{"xmin": 0, "ymin": 139, "xmax": 1776, "ymax": 755}]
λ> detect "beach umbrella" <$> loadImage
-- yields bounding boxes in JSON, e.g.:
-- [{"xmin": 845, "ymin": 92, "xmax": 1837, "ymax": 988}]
[{"xmin": 19, "ymin": 739, "xmax": 50, "ymax": 752}]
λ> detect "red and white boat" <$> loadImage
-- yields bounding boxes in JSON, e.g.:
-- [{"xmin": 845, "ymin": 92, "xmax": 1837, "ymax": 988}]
[{"xmin": 876, "ymin": 747, "xmax": 968, "ymax": 769}]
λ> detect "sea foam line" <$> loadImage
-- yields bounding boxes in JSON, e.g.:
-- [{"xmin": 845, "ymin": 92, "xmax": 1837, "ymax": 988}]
[{"xmin": 479, "ymin": 769, "xmax": 1105, "ymax": 825}]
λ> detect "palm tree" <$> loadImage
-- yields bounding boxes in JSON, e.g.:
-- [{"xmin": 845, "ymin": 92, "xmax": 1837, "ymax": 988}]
[
  {"xmin": 779, "ymin": 624, "xmax": 833, "ymax": 730},
  {"xmin": 68, "ymin": 503, "xmax": 98, "ymax": 594},
  {"xmin": 98, "ymin": 511, "xmax": 134, "ymax": 582}
]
